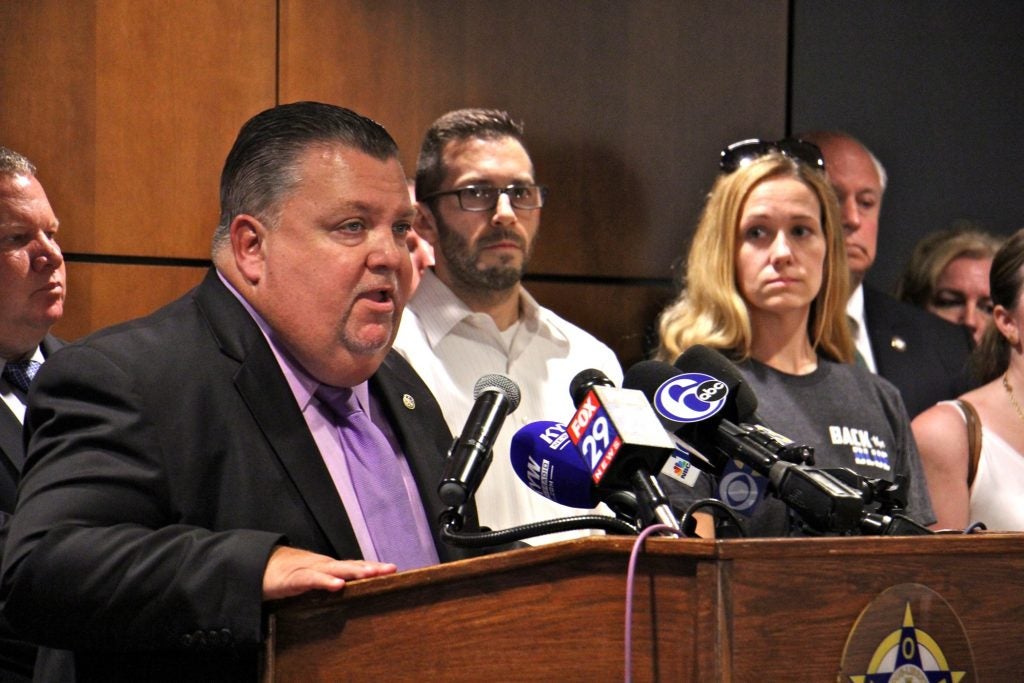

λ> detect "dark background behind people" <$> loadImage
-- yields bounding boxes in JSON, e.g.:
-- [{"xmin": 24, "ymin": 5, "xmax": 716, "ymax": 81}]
[
  {"xmin": 791, "ymin": 2, "xmax": 1022, "ymax": 293},
  {"xmin": 1, "ymin": 1, "xmax": 1021, "ymax": 368}
]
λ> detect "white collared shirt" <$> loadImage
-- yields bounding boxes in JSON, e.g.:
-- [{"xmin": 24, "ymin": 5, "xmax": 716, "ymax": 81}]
[{"xmin": 393, "ymin": 269, "xmax": 623, "ymax": 544}]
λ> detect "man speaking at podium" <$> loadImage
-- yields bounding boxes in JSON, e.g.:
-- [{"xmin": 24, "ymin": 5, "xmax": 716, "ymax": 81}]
[{"xmin": 0, "ymin": 102, "xmax": 481, "ymax": 681}]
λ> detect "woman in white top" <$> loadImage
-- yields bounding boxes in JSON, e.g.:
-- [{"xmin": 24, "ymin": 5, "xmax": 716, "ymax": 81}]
[{"xmin": 913, "ymin": 228, "xmax": 1024, "ymax": 530}]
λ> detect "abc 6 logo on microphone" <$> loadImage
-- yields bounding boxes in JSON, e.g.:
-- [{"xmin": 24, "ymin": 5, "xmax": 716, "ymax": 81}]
[{"xmin": 653, "ymin": 372, "xmax": 729, "ymax": 423}]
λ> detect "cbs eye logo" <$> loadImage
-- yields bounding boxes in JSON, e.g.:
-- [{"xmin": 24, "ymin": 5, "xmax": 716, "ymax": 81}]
[{"xmin": 654, "ymin": 373, "xmax": 729, "ymax": 423}]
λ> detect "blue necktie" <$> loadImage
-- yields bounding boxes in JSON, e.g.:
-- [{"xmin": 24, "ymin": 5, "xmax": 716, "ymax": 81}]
[
  {"xmin": 316, "ymin": 386, "xmax": 437, "ymax": 571},
  {"xmin": 3, "ymin": 359, "xmax": 42, "ymax": 393}
]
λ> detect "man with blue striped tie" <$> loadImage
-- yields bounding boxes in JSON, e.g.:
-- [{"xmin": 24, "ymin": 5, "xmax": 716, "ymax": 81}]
[{"xmin": 0, "ymin": 146, "xmax": 66, "ymax": 682}]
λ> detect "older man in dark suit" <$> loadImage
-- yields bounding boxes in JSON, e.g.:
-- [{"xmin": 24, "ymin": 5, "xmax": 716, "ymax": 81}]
[
  {"xmin": 0, "ymin": 146, "xmax": 66, "ymax": 682},
  {"xmin": 1, "ymin": 103, "xmax": 480, "ymax": 681},
  {"xmin": 802, "ymin": 131, "xmax": 973, "ymax": 418}
]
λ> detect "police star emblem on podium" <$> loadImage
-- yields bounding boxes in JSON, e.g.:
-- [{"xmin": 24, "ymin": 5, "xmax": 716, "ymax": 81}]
[{"xmin": 850, "ymin": 602, "xmax": 965, "ymax": 682}]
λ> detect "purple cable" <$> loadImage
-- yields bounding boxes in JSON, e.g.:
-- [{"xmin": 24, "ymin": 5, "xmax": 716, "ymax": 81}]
[{"xmin": 623, "ymin": 523, "xmax": 680, "ymax": 683}]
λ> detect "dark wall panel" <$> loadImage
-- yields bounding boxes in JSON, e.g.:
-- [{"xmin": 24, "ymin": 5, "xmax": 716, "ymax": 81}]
[
  {"xmin": 1, "ymin": 0, "xmax": 277, "ymax": 340},
  {"xmin": 1, "ymin": 2, "xmax": 98, "ymax": 255},
  {"xmin": 791, "ymin": 0, "xmax": 1024, "ymax": 292},
  {"xmin": 280, "ymin": 0, "xmax": 790, "ymax": 364},
  {"xmin": 281, "ymin": 0, "xmax": 789, "ymax": 279},
  {"xmin": 4, "ymin": 0, "xmax": 791, "ymax": 362},
  {"xmin": 8, "ymin": 2, "xmax": 1017, "ymax": 361},
  {"xmin": 54, "ymin": 262, "xmax": 207, "ymax": 342}
]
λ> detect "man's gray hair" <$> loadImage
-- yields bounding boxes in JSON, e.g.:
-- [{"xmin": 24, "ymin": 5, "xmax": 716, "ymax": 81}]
[
  {"xmin": 0, "ymin": 146, "xmax": 37, "ymax": 179},
  {"xmin": 798, "ymin": 130, "xmax": 887, "ymax": 193}
]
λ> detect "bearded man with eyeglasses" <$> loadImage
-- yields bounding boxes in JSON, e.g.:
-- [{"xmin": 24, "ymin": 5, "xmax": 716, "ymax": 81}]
[{"xmin": 393, "ymin": 109, "xmax": 623, "ymax": 544}]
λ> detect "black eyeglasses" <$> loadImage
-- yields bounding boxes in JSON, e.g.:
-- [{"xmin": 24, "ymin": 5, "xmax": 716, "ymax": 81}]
[
  {"xmin": 719, "ymin": 138, "xmax": 825, "ymax": 174},
  {"xmin": 419, "ymin": 184, "xmax": 548, "ymax": 212}
]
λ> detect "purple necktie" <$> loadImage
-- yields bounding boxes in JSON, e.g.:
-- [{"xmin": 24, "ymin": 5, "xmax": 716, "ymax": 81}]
[
  {"xmin": 316, "ymin": 386, "xmax": 437, "ymax": 571},
  {"xmin": 3, "ymin": 359, "xmax": 42, "ymax": 393}
]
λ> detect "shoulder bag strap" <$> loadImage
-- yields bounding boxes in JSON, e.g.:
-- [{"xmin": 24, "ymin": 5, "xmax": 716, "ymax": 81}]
[{"xmin": 955, "ymin": 398, "xmax": 983, "ymax": 487}]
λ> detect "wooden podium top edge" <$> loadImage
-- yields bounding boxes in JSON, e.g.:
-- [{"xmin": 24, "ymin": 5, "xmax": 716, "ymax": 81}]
[{"xmin": 268, "ymin": 531, "xmax": 1024, "ymax": 617}]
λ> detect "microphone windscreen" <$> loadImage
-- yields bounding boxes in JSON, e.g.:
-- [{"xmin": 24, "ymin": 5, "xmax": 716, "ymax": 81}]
[
  {"xmin": 621, "ymin": 359, "xmax": 712, "ymax": 428},
  {"xmin": 622, "ymin": 360, "xmax": 680, "ymax": 395},
  {"xmin": 473, "ymin": 373, "xmax": 522, "ymax": 412},
  {"xmin": 568, "ymin": 368, "xmax": 615, "ymax": 408},
  {"xmin": 672, "ymin": 345, "xmax": 758, "ymax": 421},
  {"xmin": 510, "ymin": 421, "xmax": 599, "ymax": 509}
]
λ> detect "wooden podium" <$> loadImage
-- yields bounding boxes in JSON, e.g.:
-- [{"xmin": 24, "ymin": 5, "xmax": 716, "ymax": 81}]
[{"xmin": 263, "ymin": 533, "xmax": 1024, "ymax": 681}]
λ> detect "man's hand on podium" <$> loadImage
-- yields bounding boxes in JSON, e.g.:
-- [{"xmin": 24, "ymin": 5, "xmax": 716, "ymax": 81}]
[{"xmin": 262, "ymin": 545, "xmax": 397, "ymax": 601}]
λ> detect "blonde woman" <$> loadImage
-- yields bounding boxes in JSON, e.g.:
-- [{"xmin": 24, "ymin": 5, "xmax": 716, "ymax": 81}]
[
  {"xmin": 657, "ymin": 139, "xmax": 934, "ymax": 537},
  {"xmin": 897, "ymin": 224, "xmax": 1003, "ymax": 345}
]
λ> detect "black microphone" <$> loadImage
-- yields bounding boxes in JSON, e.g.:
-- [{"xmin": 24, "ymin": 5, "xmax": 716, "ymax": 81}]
[
  {"xmin": 569, "ymin": 368, "xmax": 615, "ymax": 406},
  {"xmin": 624, "ymin": 349, "xmax": 814, "ymax": 474},
  {"xmin": 438, "ymin": 374, "xmax": 522, "ymax": 508},
  {"xmin": 670, "ymin": 347, "xmax": 813, "ymax": 466},
  {"xmin": 624, "ymin": 347, "xmax": 863, "ymax": 534},
  {"xmin": 622, "ymin": 358, "xmax": 748, "ymax": 475},
  {"xmin": 566, "ymin": 368, "xmax": 680, "ymax": 533}
]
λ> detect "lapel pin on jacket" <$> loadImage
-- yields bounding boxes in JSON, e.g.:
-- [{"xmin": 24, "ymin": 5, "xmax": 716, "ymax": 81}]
[
  {"xmin": 402, "ymin": 394, "xmax": 416, "ymax": 410},
  {"xmin": 890, "ymin": 336, "xmax": 907, "ymax": 352}
]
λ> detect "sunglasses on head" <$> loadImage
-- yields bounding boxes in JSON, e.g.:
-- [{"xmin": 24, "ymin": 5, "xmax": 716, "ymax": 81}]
[{"xmin": 719, "ymin": 138, "xmax": 825, "ymax": 174}]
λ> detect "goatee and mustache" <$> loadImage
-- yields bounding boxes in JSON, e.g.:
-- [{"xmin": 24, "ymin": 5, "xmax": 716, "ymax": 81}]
[{"xmin": 437, "ymin": 222, "xmax": 534, "ymax": 291}]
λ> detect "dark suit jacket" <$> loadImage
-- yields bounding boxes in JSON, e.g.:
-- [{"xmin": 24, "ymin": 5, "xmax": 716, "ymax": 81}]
[
  {"xmin": 863, "ymin": 285, "xmax": 974, "ymax": 419},
  {"xmin": 0, "ymin": 334, "xmax": 62, "ymax": 522},
  {"xmin": 0, "ymin": 334, "xmax": 62, "ymax": 682},
  {"xmin": 0, "ymin": 270, "xmax": 477, "ymax": 681}
]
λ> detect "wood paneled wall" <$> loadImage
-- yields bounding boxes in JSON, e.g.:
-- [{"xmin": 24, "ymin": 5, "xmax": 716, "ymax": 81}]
[
  {"xmin": 1, "ymin": 0, "xmax": 277, "ymax": 343},
  {"xmin": 1, "ymin": 0, "xmax": 789, "ymax": 368}
]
